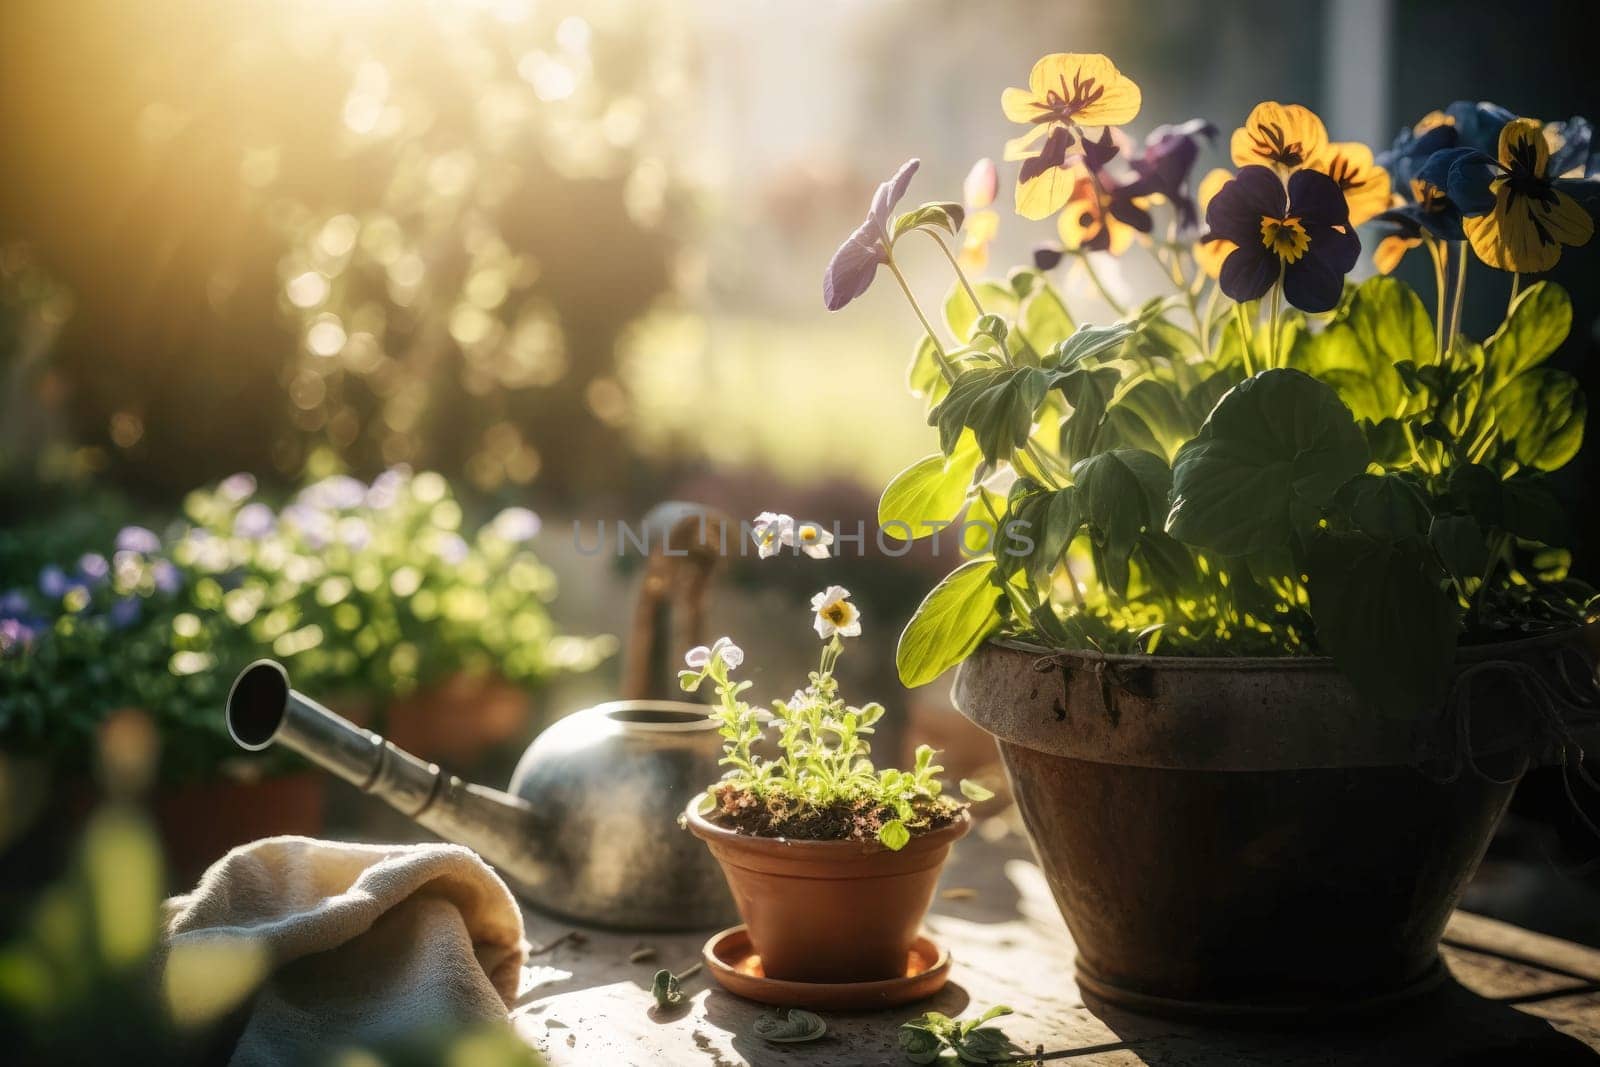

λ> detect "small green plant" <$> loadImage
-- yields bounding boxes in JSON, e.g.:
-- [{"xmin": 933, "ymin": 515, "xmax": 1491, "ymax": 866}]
[
  {"xmin": 681, "ymin": 567, "xmax": 990, "ymax": 850},
  {"xmin": 751, "ymin": 1008, "xmax": 827, "ymax": 1044},
  {"xmin": 898, "ymin": 1005, "xmax": 1019, "ymax": 1064}
]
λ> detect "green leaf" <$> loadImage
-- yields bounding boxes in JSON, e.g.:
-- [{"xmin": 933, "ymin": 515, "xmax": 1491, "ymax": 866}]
[
  {"xmin": 1002, "ymin": 482, "xmax": 1079, "ymax": 580},
  {"xmin": 1429, "ymin": 513, "xmax": 1489, "ymax": 581},
  {"xmin": 930, "ymin": 366, "xmax": 1049, "ymax": 463},
  {"xmin": 959, "ymin": 779, "xmax": 995, "ymax": 802},
  {"xmin": 943, "ymin": 280, "xmax": 1017, "ymax": 341},
  {"xmin": 1305, "ymin": 532, "xmax": 1461, "ymax": 717},
  {"xmin": 1046, "ymin": 321, "xmax": 1136, "ymax": 371},
  {"xmin": 1167, "ymin": 370, "xmax": 1369, "ymax": 557},
  {"xmin": 879, "ymin": 436, "xmax": 982, "ymax": 541},
  {"xmin": 1446, "ymin": 465, "xmax": 1569, "ymax": 546},
  {"xmin": 1054, "ymin": 366, "xmax": 1121, "ymax": 462},
  {"xmin": 897, "ymin": 559, "xmax": 1005, "ymax": 687},
  {"xmin": 1290, "ymin": 275, "xmax": 1432, "ymax": 423},
  {"xmin": 906, "ymin": 334, "xmax": 951, "ymax": 406},
  {"xmin": 1071, "ymin": 449, "xmax": 1172, "ymax": 597},
  {"xmin": 650, "ymin": 969, "xmax": 684, "ymax": 1011},
  {"xmin": 878, "ymin": 819, "xmax": 911, "ymax": 850},
  {"xmin": 752, "ymin": 1008, "xmax": 827, "ymax": 1044},
  {"xmin": 1019, "ymin": 280, "xmax": 1075, "ymax": 350},
  {"xmin": 1489, "ymin": 368, "xmax": 1586, "ymax": 472},
  {"xmin": 1333, "ymin": 473, "xmax": 1431, "ymax": 540},
  {"xmin": 893, "ymin": 202, "xmax": 965, "ymax": 240},
  {"xmin": 1100, "ymin": 378, "xmax": 1195, "ymax": 462},
  {"xmin": 1484, "ymin": 281, "xmax": 1571, "ymax": 387}
]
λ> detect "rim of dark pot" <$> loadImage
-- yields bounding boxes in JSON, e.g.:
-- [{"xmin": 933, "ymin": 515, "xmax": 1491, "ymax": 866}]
[
  {"xmin": 988, "ymin": 622, "xmax": 1588, "ymax": 671},
  {"xmin": 684, "ymin": 797, "xmax": 972, "ymax": 856}
]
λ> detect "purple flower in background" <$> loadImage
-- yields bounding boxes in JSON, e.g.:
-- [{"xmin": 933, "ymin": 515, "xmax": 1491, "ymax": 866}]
[
  {"xmin": 491, "ymin": 507, "xmax": 541, "ymax": 542},
  {"xmin": 339, "ymin": 517, "xmax": 372, "ymax": 551},
  {"xmin": 116, "ymin": 526, "xmax": 162, "ymax": 555},
  {"xmin": 367, "ymin": 467, "xmax": 409, "ymax": 510},
  {"xmin": 1121, "ymin": 119, "xmax": 1217, "ymax": 231},
  {"xmin": 824, "ymin": 158, "xmax": 921, "ymax": 311},
  {"xmin": 152, "ymin": 560, "xmax": 181, "ymax": 594},
  {"xmin": 234, "ymin": 503, "xmax": 277, "ymax": 539},
  {"xmin": 436, "ymin": 533, "xmax": 470, "ymax": 565},
  {"xmin": 1032, "ymin": 243, "xmax": 1066, "ymax": 271},
  {"xmin": 218, "ymin": 472, "xmax": 258, "ymax": 502},
  {"xmin": 282, "ymin": 504, "xmax": 332, "ymax": 549},
  {"xmin": 109, "ymin": 597, "xmax": 142, "ymax": 629},
  {"xmin": 78, "ymin": 553, "xmax": 110, "ymax": 585},
  {"xmin": 0, "ymin": 617, "xmax": 36, "ymax": 657},
  {"xmin": 1, "ymin": 589, "xmax": 28, "ymax": 618},
  {"xmin": 39, "ymin": 565, "xmax": 70, "ymax": 598},
  {"xmin": 298, "ymin": 475, "xmax": 367, "ymax": 511}
]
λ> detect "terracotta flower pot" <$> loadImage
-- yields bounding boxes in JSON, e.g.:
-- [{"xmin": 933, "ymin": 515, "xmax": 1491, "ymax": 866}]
[
  {"xmin": 153, "ymin": 771, "xmax": 327, "ymax": 886},
  {"xmin": 951, "ymin": 628, "xmax": 1599, "ymax": 1019},
  {"xmin": 686, "ymin": 802, "xmax": 970, "ymax": 982}
]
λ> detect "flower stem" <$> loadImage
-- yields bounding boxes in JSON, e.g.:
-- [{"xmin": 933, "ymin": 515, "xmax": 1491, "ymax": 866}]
[
  {"xmin": 925, "ymin": 232, "xmax": 984, "ymax": 316},
  {"xmin": 1233, "ymin": 301, "xmax": 1257, "ymax": 377},
  {"xmin": 1508, "ymin": 271, "xmax": 1522, "ymax": 315},
  {"xmin": 1267, "ymin": 267, "xmax": 1285, "ymax": 370},
  {"xmin": 885, "ymin": 256, "xmax": 957, "ymax": 384},
  {"xmin": 1428, "ymin": 236, "xmax": 1447, "ymax": 361},
  {"xmin": 1443, "ymin": 240, "xmax": 1469, "ymax": 361},
  {"xmin": 1075, "ymin": 252, "xmax": 1127, "ymax": 316}
]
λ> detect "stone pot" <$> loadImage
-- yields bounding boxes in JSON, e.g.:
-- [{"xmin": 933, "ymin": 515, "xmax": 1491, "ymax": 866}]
[
  {"xmin": 952, "ymin": 628, "xmax": 1598, "ymax": 1018},
  {"xmin": 686, "ymin": 802, "xmax": 970, "ymax": 982}
]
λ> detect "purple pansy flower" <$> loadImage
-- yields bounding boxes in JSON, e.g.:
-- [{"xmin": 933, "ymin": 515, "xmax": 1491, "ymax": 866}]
[
  {"xmin": 1, "ymin": 589, "xmax": 28, "ymax": 618},
  {"xmin": 116, "ymin": 526, "xmax": 162, "ymax": 555},
  {"xmin": 0, "ymin": 617, "xmax": 36, "ymax": 657},
  {"xmin": 39, "ymin": 564, "xmax": 70, "ymax": 598},
  {"xmin": 1120, "ymin": 119, "xmax": 1217, "ymax": 231},
  {"xmin": 823, "ymin": 158, "xmax": 921, "ymax": 311},
  {"xmin": 1205, "ymin": 166, "xmax": 1360, "ymax": 313}
]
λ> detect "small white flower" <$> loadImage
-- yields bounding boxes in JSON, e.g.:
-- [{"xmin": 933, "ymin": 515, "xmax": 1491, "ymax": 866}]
[
  {"xmin": 810, "ymin": 585, "xmax": 862, "ymax": 639},
  {"xmin": 791, "ymin": 521, "xmax": 834, "ymax": 560},
  {"xmin": 684, "ymin": 636, "xmax": 744, "ymax": 670},
  {"xmin": 751, "ymin": 511, "xmax": 794, "ymax": 559}
]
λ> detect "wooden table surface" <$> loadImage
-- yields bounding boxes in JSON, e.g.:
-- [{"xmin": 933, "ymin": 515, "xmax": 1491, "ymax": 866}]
[{"xmin": 511, "ymin": 820, "xmax": 1600, "ymax": 1066}]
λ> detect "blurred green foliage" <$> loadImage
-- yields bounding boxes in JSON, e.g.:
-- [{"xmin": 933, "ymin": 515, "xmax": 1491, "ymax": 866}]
[{"xmin": 1, "ymin": 467, "xmax": 612, "ymax": 783}]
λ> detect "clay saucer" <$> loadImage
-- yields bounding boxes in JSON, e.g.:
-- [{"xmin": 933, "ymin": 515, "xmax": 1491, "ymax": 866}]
[{"xmin": 702, "ymin": 925, "xmax": 951, "ymax": 1011}]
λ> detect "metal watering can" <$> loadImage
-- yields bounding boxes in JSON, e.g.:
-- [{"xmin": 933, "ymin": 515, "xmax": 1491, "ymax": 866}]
[{"xmin": 224, "ymin": 504, "xmax": 740, "ymax": 931}]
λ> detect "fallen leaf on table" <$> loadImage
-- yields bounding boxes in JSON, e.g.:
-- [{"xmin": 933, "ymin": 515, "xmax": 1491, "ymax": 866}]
[{"xmin": 752, "ymin": 1008, "xmax": 827, "ymax": 1043}]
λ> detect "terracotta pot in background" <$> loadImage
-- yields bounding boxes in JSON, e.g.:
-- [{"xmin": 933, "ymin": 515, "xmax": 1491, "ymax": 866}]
[
  {"xmin": 153, "ymin": 771, "xmax": 326, "ymax": 886},
  {"xmin": 357, "ymin": 673, "xmax": 534, "ymax": 767},
  {"xmin": 686, "ymin": 803, "xmax": 970, "ymax": 982}
]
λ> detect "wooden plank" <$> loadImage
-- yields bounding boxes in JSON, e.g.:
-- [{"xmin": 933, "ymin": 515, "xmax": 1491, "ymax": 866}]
[{"xmin": 512, "ymin": 824, "xmax": 1600, "ymax": 1065}]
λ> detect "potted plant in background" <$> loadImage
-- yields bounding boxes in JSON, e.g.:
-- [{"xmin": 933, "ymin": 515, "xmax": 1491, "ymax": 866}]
[
  {"xmin": 0, "ymin": 466, "xmax": 611, "ymax": 880},
  {"xmin": 683, "ymin": 575, "xmax": 991, "ymax": 991},
  {"xmin": 827, "ymin": 51, "xmax": 1600, "ymax": 1015}
]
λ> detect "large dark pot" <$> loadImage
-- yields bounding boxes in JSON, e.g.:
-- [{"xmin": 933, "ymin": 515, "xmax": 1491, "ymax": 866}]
[{"xmin": 952, "ymin": 628, "xmax": 1598, "ymax": 1018}]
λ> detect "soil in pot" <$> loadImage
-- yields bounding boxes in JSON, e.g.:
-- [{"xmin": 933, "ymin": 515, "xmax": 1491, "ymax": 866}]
[{"xmin": 686, "ymin": 798, "xmax": 970, "ymax": 983}]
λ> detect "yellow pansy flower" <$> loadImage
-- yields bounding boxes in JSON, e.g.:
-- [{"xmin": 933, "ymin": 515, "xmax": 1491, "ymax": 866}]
[
  {"xmin": 1004, "ymin": 53, "xmax": 1141, "ymax": 219},
  {"xmin": 1193, "ymin": 168, "xmax": 1236, "ymax": 279},
  {"xmin": 1230, "ymin": 102, "xmax": 1328, "ymax": 175},
  {"xmin": 1463, "ymin": 119, "xmax": 1595, "ymax": 273},
  {"xmin": 1309, "ymin": 142, "xmax": 1392, "ymax": 226}
]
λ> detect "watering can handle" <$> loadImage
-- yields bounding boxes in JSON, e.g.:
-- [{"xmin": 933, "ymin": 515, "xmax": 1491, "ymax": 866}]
[{"xmin": 621, "ymin": 502, "xmax": 732, "ymax": 702}]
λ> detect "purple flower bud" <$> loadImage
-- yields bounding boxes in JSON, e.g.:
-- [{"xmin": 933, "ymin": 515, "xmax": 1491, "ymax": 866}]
[
  {"xmin": 234, "ymin": 503, "xmax": 278, "ymax": 539},
  {"xmin": 823, "ymin": 159, "xmax": 920, "ymax": 312},
  {"xmin": 1033, "ymin": 244, "xmax": 1066, "ymax": 271},
  {"xmin": 116, "ymin": 525, "xmax": 162, "ymax": 555}
]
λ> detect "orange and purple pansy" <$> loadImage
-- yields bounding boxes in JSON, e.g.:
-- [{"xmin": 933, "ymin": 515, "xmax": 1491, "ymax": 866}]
[
  {"xmin": 1204, "ymin": 165, "xmax": 1360, "ymax": 312},
  {"xmin": 1003, "ymin": 53, "xmax": 1142, "ymax": 219}
]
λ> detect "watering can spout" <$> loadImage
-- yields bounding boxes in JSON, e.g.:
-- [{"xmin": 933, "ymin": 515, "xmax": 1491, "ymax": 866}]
[{"xmin": 225, "ymin": 659, "xmax": 548, "ymax": 894}]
